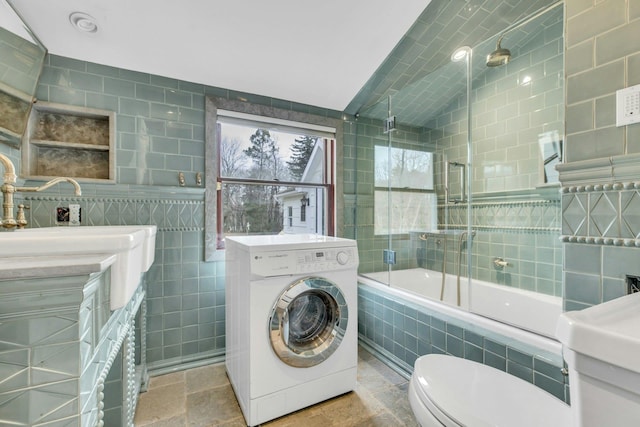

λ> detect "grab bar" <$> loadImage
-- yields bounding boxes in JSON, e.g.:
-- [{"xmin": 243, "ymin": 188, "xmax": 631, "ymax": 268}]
[{"xmin": 444, "ymin": 161, "xmax": 466, "ymax": 204}]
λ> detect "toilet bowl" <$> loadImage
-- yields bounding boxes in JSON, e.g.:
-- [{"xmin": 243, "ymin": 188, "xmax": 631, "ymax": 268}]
[
  {"xmin": 408, "ymin": 354, "xmax": 571, "ymax": 426},
  {"xmin": 409, "ymin": 292, "xmax": 640, "ymax": 426}
]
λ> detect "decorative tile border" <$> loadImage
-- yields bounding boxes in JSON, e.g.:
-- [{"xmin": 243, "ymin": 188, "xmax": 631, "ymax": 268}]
[
  {"xmin": 440, "ymin": 198, "xmax": 561, "ymax": 232},
  {"xmin": 561, "ymin": 181, "xmax": 640, "ymax": 245},
  {"xmin": 21, "ymin": 194, "xmax": 204, "ymax": 231}
]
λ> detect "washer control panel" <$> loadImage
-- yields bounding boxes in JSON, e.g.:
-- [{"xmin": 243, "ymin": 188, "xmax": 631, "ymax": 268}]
[
  {"xmin": 250, "ymin": 247, "xmax": 358, "ymax": 277},
  {"xmin": 295, "ymin": 248, "xmax": 357, "ymax": 273}
]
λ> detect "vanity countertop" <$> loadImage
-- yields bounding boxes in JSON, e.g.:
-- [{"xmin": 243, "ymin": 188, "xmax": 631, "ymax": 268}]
[{"xmin": 0, "ymin": 253, "xmax": 117, "ymax": 280}]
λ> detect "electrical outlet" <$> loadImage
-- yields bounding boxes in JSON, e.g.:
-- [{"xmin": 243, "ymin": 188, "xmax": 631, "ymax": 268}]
[
  {"xmin": 56, "ymin": 207, "xmax": 70, "ymax": 224},
  {"xmin": 69, "ymin": 204, "xmax": 81, "ymax": 226}
]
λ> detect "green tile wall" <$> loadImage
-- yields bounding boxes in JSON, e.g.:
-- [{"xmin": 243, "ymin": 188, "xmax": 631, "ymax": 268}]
[
  {"xmin": 562, "ymin": 0, "xmax": 640, "ymax": 309},
  {"xmin": 1, "ymin": 53, "xmax": 340, "ymax": 370},
  {"xmin": 565, "ymin": 0, "xmax": 640, "ymax": 162},
  {"xmin": 0, "ymin": 27, "xmax": 43, "ymax": 95}
]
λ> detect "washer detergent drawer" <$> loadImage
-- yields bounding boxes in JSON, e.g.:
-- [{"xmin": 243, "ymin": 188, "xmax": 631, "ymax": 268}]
[{"xmin": 250, "ymin": 251, "xmax": 298, "ymax": 278}]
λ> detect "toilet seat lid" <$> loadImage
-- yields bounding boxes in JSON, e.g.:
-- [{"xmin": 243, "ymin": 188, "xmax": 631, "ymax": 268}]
[{"xmin": 413, "ymin": 354, "xmax": 571, "ymax": 427}]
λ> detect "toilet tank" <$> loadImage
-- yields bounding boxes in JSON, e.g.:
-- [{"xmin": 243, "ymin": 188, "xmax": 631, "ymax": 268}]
[{"xmin": 556, "ymin": 293, "xmax": 640, "ymax": 427}]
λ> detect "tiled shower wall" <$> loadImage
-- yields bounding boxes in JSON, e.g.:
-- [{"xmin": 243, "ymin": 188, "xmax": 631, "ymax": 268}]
[
  {"xmin": 426, "ymin": 5, "xmax": 564, "ymax": 194},
  {"xmin": 342, "ymin": 7, "xmax": 564, "ymax": 295},
  {"xmin": 1, "ymin": 53, "xmax": 339, "ymax": 369},
  {"xmin": 561, "ymin": 0, "xmax": 640, "ymax": 308}
]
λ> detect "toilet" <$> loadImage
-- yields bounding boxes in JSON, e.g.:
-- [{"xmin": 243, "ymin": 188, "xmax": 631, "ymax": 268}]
[
  {"xmin": 408, "ymin": 292, "xmax": 640, "ymax": 426},
  {"xmin": 408, "ymin": 354, "xmax": 571, "ymax": 426}
]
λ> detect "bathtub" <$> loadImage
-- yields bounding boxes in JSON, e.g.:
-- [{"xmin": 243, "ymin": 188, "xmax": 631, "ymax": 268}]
[{"xmin": 360, "ymin": 267, "xmax": 563, "ymax": 357}]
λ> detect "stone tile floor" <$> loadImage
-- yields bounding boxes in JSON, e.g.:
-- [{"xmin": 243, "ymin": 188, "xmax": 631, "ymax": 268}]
[{"xmin": 134, "ymin": 346, "xmax": 418, "ymax": 426}]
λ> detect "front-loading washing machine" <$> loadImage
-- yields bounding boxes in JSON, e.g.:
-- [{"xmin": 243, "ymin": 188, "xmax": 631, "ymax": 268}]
[{"xmin": 225, "ymin": 234, "xmax": 359, "ymax": 426}]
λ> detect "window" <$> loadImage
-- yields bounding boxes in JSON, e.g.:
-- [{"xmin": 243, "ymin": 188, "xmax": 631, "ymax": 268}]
[
  {"xmin": 215, "ymin": 110, "xmax": 336, "ymax": 247},
  {"xmin": 374, "ymin": 146, "xmax": 436, "ymax": 235}
]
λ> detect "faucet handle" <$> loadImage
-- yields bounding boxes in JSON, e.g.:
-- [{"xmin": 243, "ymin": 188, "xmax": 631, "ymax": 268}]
[
  {"xmin": 493, "ymin": 257, "xmax": 509, "ymax": 269},
  {"xmin": 16, "ymin": 204, "xmax": 30, "ymax": 229}
]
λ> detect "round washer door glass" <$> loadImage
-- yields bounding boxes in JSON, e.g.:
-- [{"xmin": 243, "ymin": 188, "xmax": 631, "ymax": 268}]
[{"xmin": 269, "ymin": 276, "xmax": 348, "ymax": 367}]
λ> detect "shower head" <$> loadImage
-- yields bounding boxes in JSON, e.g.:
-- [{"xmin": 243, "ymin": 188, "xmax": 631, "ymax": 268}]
[{"xmin": 486, "ymin": 34, "xmax": 511, "ymax": 67}]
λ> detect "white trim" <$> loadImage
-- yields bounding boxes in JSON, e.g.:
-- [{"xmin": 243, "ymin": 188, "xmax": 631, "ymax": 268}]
[{"xmin": 217, "ymin": 109, "xmax": 336, "ymax": 136}]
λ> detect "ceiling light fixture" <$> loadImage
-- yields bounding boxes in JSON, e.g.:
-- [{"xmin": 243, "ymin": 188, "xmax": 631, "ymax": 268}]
[
  {"xmin": 451, "ymin": 46, "xmax": 471, "ymax": 62},
  {"xmin": 69, "ymin": 12, "xmax": 98, "ymax": 33}
]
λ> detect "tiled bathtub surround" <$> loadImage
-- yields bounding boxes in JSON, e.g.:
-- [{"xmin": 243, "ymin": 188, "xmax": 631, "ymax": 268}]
[{"xmin": 358, "ymin": 284, "xmax": 568, "ymax": 403}]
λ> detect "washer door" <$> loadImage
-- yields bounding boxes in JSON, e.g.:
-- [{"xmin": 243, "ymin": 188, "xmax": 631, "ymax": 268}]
[{"xmin": 269, "ymin": 276, "xmax": 348, "ymax": 368}]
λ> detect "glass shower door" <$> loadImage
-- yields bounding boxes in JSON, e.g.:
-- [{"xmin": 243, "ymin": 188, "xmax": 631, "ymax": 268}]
[{"xmin": 355, "ymin": 46, "xmax": 473, "ymax": 306}]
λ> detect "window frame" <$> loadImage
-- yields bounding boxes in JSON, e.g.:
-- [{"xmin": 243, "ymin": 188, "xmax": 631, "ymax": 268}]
[
  {"xmin": 300, "ymin": 202, "xmax": 307, "ymax": 222},
  {"xmin": 373, "ymin": 144, "xmax": 437, "ymax": 236},
  {"xmin": 204, "ymin": 96, "xmax": 343, "ymax": 261}
]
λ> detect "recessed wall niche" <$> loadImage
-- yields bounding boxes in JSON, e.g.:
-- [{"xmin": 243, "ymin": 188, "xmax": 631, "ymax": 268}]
[{"xmin": 22, "ymin": 101, "xmax": 115, "ymax": 182}]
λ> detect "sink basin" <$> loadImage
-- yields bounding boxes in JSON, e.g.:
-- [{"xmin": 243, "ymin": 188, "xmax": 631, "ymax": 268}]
[
  {"xmin": 556, "ymin": 292, "xmax": 640, "ymax": 373},
  {"xmin": 0, "ymin": 225, "xmax": 157, "ymax": 310}
]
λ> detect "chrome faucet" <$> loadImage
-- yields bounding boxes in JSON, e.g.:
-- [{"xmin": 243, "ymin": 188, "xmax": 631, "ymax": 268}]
[
  {"xmin": 0, "ymin": 153, "xmax": 82, "ymax": 230},
  {"xmin": 493, "ymin": 257, "xmax": 510, "ymax": 269}
]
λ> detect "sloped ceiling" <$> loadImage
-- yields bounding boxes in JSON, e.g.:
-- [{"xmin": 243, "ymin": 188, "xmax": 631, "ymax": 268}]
[
  {"xmin": 8, "ymin": 0, "xmax": 431, "ymax": 111},
  {"xmin": 360, "ymin": 2, "xmax": 563, "ymax": 127},
  {"xmin": 9, "ymin": 0, "xmax": 560, "ymax": 115},
  {"xmin": 346, "ymin": 0, "xmax": 561, "ymax": 115}
]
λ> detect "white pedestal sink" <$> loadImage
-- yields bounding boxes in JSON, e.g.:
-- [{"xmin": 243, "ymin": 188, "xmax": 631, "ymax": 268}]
[{"xmin": 0, "ymin": 225, "xmax": 157, "ymax": 309}]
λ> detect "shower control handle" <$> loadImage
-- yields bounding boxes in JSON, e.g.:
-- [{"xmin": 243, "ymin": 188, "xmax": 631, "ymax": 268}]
[{"xmin": 493, "ymin": 257, "xmax": 509, "ymax": 268}]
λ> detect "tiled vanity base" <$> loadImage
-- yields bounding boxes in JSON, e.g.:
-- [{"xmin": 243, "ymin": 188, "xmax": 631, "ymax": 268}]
[{"xmin": 0, "ymin": 266, "xmax": 147, "ymax": 426}]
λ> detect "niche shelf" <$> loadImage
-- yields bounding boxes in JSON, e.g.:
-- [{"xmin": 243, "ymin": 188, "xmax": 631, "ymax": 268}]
[{"xmin": 22, "ymin": 101, "xmax": 115, "ymax": 182}]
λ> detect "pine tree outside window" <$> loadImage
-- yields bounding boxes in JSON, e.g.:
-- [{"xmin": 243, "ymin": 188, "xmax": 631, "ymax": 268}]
[{"xmin": 215, "ymin": 110, "xmax": 336, "ymax": 247}]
